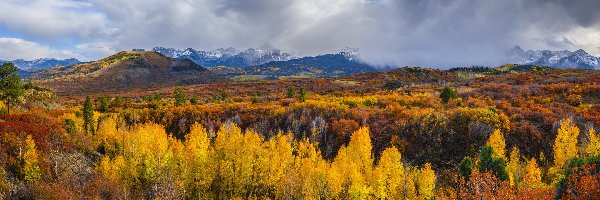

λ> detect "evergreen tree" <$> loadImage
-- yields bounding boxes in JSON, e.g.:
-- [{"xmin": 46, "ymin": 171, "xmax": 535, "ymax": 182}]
[
  {"xmin": 174, "ymin": 87, "xmax": 186, "ymax": 106},
  {"xmin": 298, "ymin": 87, "xmax": 307, "ymax": 102},
  {"xmin": 97, "ymin": 95, "xmax": 110, "ymax": 112},
  {"xmin": 439, "ymin": 86, "xmax": 457, "ymax": 103},
  {"xmin": 478, "ymin": 145, "xmax": 509, "ymax": 181},
  {"xmin": 287, "ymin": 86, "xmax": 296, "ymax": 98},
  {"xmin": 82, "ymin": 96, "xmax": 95, "ymax": 134},
  {"xmin": 0, "ymin": 62, "xmax": 24, "ymax": 114},
  {"xmin": 190, "ymin": 97, "xmax": 199, "ymax": 104},
  {"xmin": 459, "ymin": 157, "xmax": 475, "ymax": 180}
]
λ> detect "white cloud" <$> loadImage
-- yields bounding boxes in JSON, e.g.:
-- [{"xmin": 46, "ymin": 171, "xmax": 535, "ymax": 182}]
[
  {"xmin": 1, "ymin": 0, "xmax": 600, "ymax": 66},
  {"xmin": 0, "ymin": 0, "xmax": 116, "ymax": 40},
  {"xmin": 0, "ymin": 37, "xmax": 78, "ymax": 60},
  {"xmin": 559, "ymin": 27, "xmax": 600, "ymax": 55},
  {"xmin": 75, "ymin": 42, "xmax": 117, "ymax": 61}
]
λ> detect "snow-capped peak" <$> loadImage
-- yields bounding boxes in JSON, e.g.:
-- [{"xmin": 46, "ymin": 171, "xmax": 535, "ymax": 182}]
[
  {"xmin": 152, "ymin": 45, "xmax": 297, "ymax": 67},
  {"xmin": 507, "ymin": 46, "xmax": 600, "ymax": 70},
  {"xmin": 340, "ymin": 47, "xmax": 360, "ymax": 61}
]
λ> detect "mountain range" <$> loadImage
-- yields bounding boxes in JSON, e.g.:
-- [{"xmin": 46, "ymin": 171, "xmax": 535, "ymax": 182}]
[
  {"xmin": 508, "ymin": 45, "xmax": 600, "ymax": 70},
  {"xmin": 238, "ymin": 49, "xmax": 374, "ymax": 78},
  {"xmin": 0, "ymin": 58, "xmax": 81, "ymax": 71},
  {"xmin": 152, "ymin": 44, "xmax": 297, "ymax": 67}
]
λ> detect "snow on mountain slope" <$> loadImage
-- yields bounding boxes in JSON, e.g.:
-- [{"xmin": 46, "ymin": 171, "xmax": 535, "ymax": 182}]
[
  {"xmin": 152, "ymin": 44, "xmax": 297, "ymax": 67},
  {"xmin": 508, "ymin": 45, "xmax": 600, "ymax": 69}
]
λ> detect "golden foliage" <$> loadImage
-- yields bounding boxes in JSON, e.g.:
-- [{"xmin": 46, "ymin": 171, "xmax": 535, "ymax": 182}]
[
  {"xmin": 90, "ymin": 121, "xmax": 436, "ymax": 199},
  {"xmin": 372, "ymin": 147, "xmax": 404, "ymax": 199},
  {"xmin": 553, "ymin": 118, "xmax": 579, "ymax": 168},
  {"xmin": 22, "ymin": 135, "xmax": 41, "ymax": 182},
  {"xmin": 418, "ymin": 163, "xmax": 436, "ymax": 200},
  {"xmin": 523, "ymin": 158, "xmax": 543, "ymax": 188},
  {"xmin": 486, "ymin": 129, "xmax": 507, "ymax": 160},
  {"xmin": 183, "ymin": 123, "xmax": 212, "ymax": 197},
  {"xmin": 507, "ymin": 147, "xmax": 521, "ymax": 187},
  {"xmin": 585, "ymin": 127, "xmax": 600, "ymax": 157}
]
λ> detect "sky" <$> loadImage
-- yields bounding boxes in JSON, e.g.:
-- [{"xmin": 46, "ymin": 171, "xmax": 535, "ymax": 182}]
[{"xmin": 1, "ymin": 0, "xmax": 600, "ymax": 68}]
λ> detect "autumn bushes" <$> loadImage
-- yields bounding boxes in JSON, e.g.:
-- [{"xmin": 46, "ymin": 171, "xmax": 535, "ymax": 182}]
[{"xmin": 94, "ymin": 122, "xmax": 436, "ymax": 199}]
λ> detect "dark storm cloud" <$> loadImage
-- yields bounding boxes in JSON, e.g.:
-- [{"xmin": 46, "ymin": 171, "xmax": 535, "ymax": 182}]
[
  {"xmin": 542, "ymin": 0, "xmax": 600, "ymax": 27},
  {"xmin": 1, "ymin": 0, "xmax": 600, "ymax": 67}
]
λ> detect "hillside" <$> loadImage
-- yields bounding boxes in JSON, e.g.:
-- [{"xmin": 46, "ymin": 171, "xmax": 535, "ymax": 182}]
[{"xmin": 33, "ymin": 51, "xmax": 226, "ymax": 96}]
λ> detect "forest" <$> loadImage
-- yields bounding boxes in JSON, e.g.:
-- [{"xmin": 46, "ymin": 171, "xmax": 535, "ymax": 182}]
[{"xmin": 1, "ymin": 62, "xmax": 600, "ymax": 199}]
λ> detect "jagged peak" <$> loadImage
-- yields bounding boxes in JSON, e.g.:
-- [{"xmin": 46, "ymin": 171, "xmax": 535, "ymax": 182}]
[
  {"xmin": 340, "ymin": 47, "xmax": 360, "ymax": 60},
  {"xmin": 257, "ymin": 43, "xmax": 276, "ymax": 51},
  {"xmin": 574, "ymin": 49, "xmax": 587, "ymax": 54},
  {"xmin": 510, "ymin": 45, "xmax": 524, "ymax": 54}
]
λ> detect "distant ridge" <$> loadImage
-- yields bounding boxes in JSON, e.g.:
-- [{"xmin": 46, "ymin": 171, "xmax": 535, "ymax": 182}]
[
  {"xmin": 153, "ymin": 46, "xmax": 376, "ymax": 79},
  {"xmin": 239, "ymin": 51, "xmax": 376, "ymax": 78},
  {"xmin": 0, "ymin": 58, "xmax": 81, "ymax": 73}
]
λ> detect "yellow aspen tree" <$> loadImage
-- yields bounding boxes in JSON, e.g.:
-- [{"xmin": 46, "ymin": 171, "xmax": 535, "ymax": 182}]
[
  {"xmin": 486, "ymin": 129, "xmax": 507, "ymax": 160},
  {"xmin": 96, "ymin": 116, "xmax": 118, "ymax": 142},
  {"xmin": 111, "ymin": 156, "xmax": 128, "ymax": 185},
  {"xmin": 96, "ymin": 116, "xmax": 120, "ymax": 154},
  {"xmin": 167, "ymin": 137, "xmax": 186, "ymax": 191},
  {"xmin": 348, "ymin": 127, "xmax": 373, "ymax": 173},
  {"xmin": 553, "ymin": 118, "xmax": 579, "ymax": 168},
  {"xmin": 184, "ymin": 123, "xmax": 212, "ymax": 198},
  {"xmin": 283, "ymin": 138, "xmax": 325, "ymax": 199},
  {"xmin": 402, "ymin": 167, "xmax": 418, "ymax": 199},
  {"xmin": 264, "ymin": 133, "xmax": 293, "ymax": 194},
  {"xmin": 346, "ymin": 127, "xmax": 373, "ymax": 198},
  {"xmin": 120, "ymin": 123, "xmax": 172, "ymax": 191},
  {"xmin": 585, "ymin": 127, "xmax": 600, "ymax": 157},
  {"xmin": 372, "ymin": 147, "xmax": 404, "ymax": 199},
  {"xmin": 98, "ymin": 156, "xmax": 115, "ymax": 179},
  {"xmin": 185, "ymin": 123, "xmax": 210, "ymax": 166},
  {"xmin": 523, "ymin": 158, "xmax": 542, "ymax": 188},
  {"xmin": 241, "ymin": 130, "xmax": 267, "ymax": 196},
  {"xmin": 326, "ymin": 163, "xmax": 344, "ymax": 199},
  {"xmin": 211, "ymin": 123, "xmax": 244, "ymax": 197},
  {"xmin": 507, "ymin": 147, "xmax": 521, "ymax": 187},
  {"xmin": 22, "ymin": 135, "xmax": 41, "ymax": 182},
  {"xmin": 417, "ymin": 163, "xmax": 436, "ymax": 200},
  {"xmin": 211, "ymin": 123, "xmax": 269, "ymax": 198}
]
